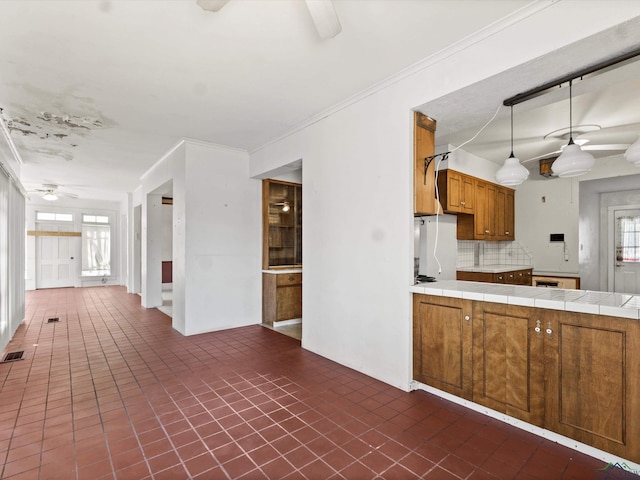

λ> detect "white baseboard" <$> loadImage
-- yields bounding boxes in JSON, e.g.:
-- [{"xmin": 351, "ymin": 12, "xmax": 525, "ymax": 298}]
[
  {"xmin": 273, "ymin": 318, "xmax": 302, "ymax": 327},
  {"xmin": 410, "ymin": 381, "xmax": 640, "ymax": 473}
]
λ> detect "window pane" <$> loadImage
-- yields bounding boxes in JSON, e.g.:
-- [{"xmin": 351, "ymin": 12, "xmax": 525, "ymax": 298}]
[
  {"xmin": 83, "ymin": 215, "xmax": 96, "ymax": 223},
  {"xmin": 55, "ymin": 213, "xmax": 73, "ymax": 222},
  {"xmin": 617, "ymin": 216, "xmax": 640, "ymax": 263},
  {"xmin": 36, "ymin": 212, "xmax": 55, "ymax": 221},
  {"xmin": 82, "ymin": 224, "xmax": 111, "ymax": 276},
  {"xmin": 96, "ymin": 216, "xmax": 109, "ymax": 224}
]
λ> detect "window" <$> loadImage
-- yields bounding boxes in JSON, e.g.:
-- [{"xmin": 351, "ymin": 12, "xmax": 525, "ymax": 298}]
[
  {"xmin": 36, "ymin": 212, "xmax": 73, "ymax": 222},
  {"xmin": 82, "ymin": 215, "xmax": 111, "ymax": 276},
  {"xmin": 617, "ymin": 215, "xmax": 640, "ymax": 263},
  {"xmin": 82, "ymin": 214, "xmax": 109, "ymax": 224}
]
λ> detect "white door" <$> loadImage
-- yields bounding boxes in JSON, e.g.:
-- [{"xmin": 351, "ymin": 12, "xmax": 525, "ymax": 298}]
[
  {"xmin": 613, "ymin": 208, "xmax": 640, "ymax": 294},
  {"xmin": 36, "ymin": 223, "xmax": 77, "ymax": 289}
]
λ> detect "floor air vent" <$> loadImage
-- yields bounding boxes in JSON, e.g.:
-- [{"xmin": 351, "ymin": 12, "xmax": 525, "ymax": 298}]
[
  {"xmin": 2, "ymin": 351, "xmax": 25, "ymax": 363},
  {"xmin": 47, "ymin": 318, "xmax": 60, "ymax": 323}
]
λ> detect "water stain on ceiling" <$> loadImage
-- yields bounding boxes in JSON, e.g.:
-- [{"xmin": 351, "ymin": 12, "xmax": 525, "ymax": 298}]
[{"xmin": 0, "ymin": 85, "xmax": 116, "ymax": 163}]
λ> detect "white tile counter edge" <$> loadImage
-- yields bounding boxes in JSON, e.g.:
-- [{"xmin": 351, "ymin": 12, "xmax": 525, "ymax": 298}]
[
  {"xmin": 410, "ymin": 280, "xmax": 640, "ymax": 320},
  {"xmin": 262, "ymin": 269, "xmax": 303, "ymax": 274}
]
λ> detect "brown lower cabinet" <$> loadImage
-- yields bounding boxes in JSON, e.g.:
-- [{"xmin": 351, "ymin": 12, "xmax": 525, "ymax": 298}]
[
  {"xmin": 413, "ymin": 294, "xmax": 640, "ymax": 462},
  {"xmin": 457, "ymin": 268, "xmax": 533, "ymax": 285},
  {"xmin": 262, "ymin": 272, "xmax": 302, "ymax": 325}
]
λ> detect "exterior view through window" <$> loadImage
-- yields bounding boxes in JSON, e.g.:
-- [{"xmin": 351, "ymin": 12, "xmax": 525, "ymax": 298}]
[
  {"xmin": 617, "ymin": 215, "xmax": 640, "ymax": 263},
  {"xmin": 82, "ymin": 214, "xmax": 111, "ymax": 276}
]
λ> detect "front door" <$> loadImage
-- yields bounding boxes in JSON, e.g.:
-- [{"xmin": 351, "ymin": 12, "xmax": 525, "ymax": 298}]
[
  {"xmin": 613, "ymin": 208, "xmax": 640, "ymax": 294},
  {"xmin": 36, "ymin": 223, "xmax": 77, "ymax": 289}
]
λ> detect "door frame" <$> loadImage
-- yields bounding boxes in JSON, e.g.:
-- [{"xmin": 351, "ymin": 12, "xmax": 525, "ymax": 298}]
[{"xmin": 607, "ymin": 203, "xmax": 640, "ymax": 292}]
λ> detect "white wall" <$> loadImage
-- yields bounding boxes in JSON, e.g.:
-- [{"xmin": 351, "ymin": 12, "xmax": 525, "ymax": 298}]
[
  {"xmin": 250, "ymin": 3, "xmax": 640, "ymax": 390},
  {"xmin": 136, "ymin": 140, "xmax": 261, "ymax": 336},
  {"xmin": 182, "ymin": 142, "xmax": 261, "ymax": 335},
  {"xmin": 579, "ymin": 169, "xmax": 640, "ymax": 291},
  {"xmin": 516, "ymin": 155, "xmax": 640, "ymax": 283},
  {"xmin": 162, "ymin": 203, "xmax": 172, "ymax": 262}
]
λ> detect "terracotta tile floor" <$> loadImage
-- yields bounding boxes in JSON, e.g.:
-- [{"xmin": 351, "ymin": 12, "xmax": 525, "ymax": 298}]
[{"xmin": 0, "ymin": 286, "xmax": 613, "ymax": 479}]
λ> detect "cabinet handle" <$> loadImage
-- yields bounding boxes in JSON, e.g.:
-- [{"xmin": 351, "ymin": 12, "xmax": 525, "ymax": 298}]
[
  {"xmin": 485, "ymin": 230, "xmax": 490, "ymax": 234},
  {"xmin": 534, "ymin": 320, "xmax": 541, "ymax": 334},
  {"xmin": 505, "ymin": 231, "xmax": 510, "ymax": 235},
  {"xmin": 546, "ymin": 321, "xmax": 553, "ymax": 335},
  {"xmin": 464, "ymin": 315, "xmax": 470, "ymax": 321},
  {"xmin": 460, "ymin": 201, "xmax": 465, "ymax": 205}
]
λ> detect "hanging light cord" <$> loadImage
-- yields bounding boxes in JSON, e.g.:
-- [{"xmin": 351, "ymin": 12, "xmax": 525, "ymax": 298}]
[
  {"xmin": 568, "ymin": 80, "xmax": 574, "ymax": 145},
  {"xmin": 510, "ymin": 105, "xmax": 514, "ymax": 156}
]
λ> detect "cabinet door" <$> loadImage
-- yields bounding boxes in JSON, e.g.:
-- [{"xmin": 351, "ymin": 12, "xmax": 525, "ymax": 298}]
[
  {"xmin": 413, "ymin": 295, "xmax": 473, "ymax": 399},
  {"xmin": 474, "ymin": 181, "xmax": 488, "ymax": 239},
  {"xmin": 543, "ymin": 310, "xmax": 640, "ymax": 462},
  {"xmin": 263, "ymin": 180, "xmax": 302, "ymax": 269},
  {"xmin": 414, "ymin": 113, "xmax": 438, "ymax": 215},
  {"xmin": 504, "ymin": 189, "xmax": 515, "ymax": 240},
  {"xmin": 472, "ymin": 303, "xmax": 545, "ymax": 426},
  {"xmin": 447, "ymin": 171, "xmax": 463, "ymax": 212},
  {"xmin": 495, "ymin": 187, "xmax": 506, "ymax": 240},
  {"xmin": 461, "ymin": 175, "xmax": 475, "ymax": 214}
]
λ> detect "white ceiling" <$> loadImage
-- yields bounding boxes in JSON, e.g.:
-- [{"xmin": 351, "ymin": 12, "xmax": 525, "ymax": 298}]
[
  {"xmin": 0, "ymin": 0, "xmax": 531, "ymax": 201},
  {"xmin": 2, "ymin": 1, "xmax": 639, "ymax": 202},
  {"xmin": 421, "ymin": 16, "xmax": 640, "ymax": 180}
]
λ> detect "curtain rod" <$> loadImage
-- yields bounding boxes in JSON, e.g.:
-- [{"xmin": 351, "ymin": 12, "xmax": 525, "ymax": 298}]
[{"xmin": 503, "ymin": 45, "xmax": 640, "ymax": 107}]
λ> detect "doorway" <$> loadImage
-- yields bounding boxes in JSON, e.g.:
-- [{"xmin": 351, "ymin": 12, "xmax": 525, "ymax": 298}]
[
  {"xmin": 609, "ymin": 206, "xmax": 640, "ymax": 294},
  {"xmin": 36, "ymin": 222, "xmax": 77, "ymax": 289}
]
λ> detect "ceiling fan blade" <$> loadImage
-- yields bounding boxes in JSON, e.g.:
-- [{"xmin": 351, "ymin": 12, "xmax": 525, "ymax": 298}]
[
  {"xmin": 305, "ymin": 0, "xmax": 342, "ymax": 39},
  {"xmin": 196, "ymin": 0, "xmax": 230, "ymax": 13},
  {"xmin": 59, "ymin": 192, "xmax": 79, "ymax": 199},
  {"xmin": 521, "ymin": 150, "xmax": 561, "ymax": 166},
  {"xmin": 581, "ymin": 143, "xmax": 629, "ymax": 151}
]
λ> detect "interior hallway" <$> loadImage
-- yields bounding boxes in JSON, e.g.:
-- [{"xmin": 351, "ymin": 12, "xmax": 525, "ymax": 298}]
[{"xmin": 0, "ymin": 286, "xmax": 609, "ymax": 479}]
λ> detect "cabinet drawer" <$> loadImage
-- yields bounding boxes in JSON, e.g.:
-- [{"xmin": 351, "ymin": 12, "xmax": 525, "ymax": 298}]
[{"xmin": 276, "ymin": 273, "xmax": 302, "ymax": 286}]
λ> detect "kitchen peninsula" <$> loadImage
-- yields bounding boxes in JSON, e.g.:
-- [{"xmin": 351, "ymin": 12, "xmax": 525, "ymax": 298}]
[{"xmin": 410, "ymin": 280, "xmax": 640, "ymax": 464}]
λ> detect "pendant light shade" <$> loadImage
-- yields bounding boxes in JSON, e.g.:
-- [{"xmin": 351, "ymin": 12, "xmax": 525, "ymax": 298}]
[
  {"xmin": 552, "ymin": 141, "xmax": 595, "ymax": 177},
  {"xmin": 496, "ymin": 106, "xmax": 529, "ymax": 186},
  {"xmin": 551, "ymin": 80, "xmax": 595, "ymax": 178},
  {"xmin": 625, "ymin": 137, "xmax": 640, "ymax": 166}
]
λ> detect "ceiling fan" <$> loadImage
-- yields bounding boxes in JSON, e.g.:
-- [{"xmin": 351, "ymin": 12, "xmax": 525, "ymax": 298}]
[
  {"xmin": 520, "ymin": 123, "xmax": 639, "ymax": 176},
  {"xmin": 28, "ymin": 184, "xmax": 78, "ymax": 201},
  {"xmin": 196, "ymin": 0, "xmax": 342, "ymax": 39}
]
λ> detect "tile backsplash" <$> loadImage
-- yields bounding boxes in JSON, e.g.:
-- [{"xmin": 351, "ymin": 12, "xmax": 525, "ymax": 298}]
[{"xmin": 457, "ymin": 240, "xmax": 533, "ymax": 268}]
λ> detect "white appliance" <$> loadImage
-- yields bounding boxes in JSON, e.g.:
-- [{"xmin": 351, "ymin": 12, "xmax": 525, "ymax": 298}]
[{"xmin": 416, "ymin": 214, "xmax": 457, "ymax": 281}]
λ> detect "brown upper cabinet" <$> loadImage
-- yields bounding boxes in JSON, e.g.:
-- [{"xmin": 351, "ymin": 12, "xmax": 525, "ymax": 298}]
[
  {"xmin": 414, "ymin": 112, "xmax": 439, "ymax": 216},
  {"xmin": 262, "ymin": 179, "xmax": 302, "ymax": 269},
  {"xmin": 447, "ymin": 170, "xmax": 514, "ymax": 241},
  {"xmin": 437, "ymin": 170, "xmax": 474, "ymax": 214}
]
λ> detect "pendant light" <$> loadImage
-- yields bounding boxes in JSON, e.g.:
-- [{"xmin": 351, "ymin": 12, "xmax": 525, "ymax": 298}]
[
  {"xmin": 496, "ymin": 105, "xmax": 529, "ymax": 186},
  {"xmin": 551, "ymin": 80, "xmax": 595, "ymax": 177},
  {"xmin": 625, "ymin": 136, "xmax": 640, "ymax": 166}
]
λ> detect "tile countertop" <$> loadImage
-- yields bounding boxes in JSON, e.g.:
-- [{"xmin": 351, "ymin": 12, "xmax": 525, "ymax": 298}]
[
  {"xmin": 457, "ymin": 265, "xmax": 532, "ymax": 273},
  {"xmin": 262, "ymin": 269, "xmax": 302, "ymax": 274},
  {"xmin": 410, "ymin": 280, "xmax": 640, "ymax": 320},
  {"xmin": 531, "ymin": 270, "xmax": 580, "ymax": 278}
]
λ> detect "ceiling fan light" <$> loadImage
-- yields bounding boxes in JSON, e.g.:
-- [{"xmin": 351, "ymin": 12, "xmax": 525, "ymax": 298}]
[
  {"xmin": 551, "ymin": 143, "xmax": 595, "ymax": 177},
  {"xmin": 304, "ymin": 0, "xmax": 342, "ymax": 39},
  {"xmin": 42, "ymin": 192, "xmax": 58, "ymax": 201},
  {"xmin": 496, "ymin": 154, "xmax": 529, "ymax": 186},
  {"xmin": 196, "ymin": 0, "xmax": 230, "ymax": 12},
  {"xmin": 625, "ymin": 137, "xmax": 640, "ymax": 166}
]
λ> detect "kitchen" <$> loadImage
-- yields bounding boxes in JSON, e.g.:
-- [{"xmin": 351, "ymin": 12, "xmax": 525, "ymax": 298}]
[
  {"xmin": 413, "ymin": 48, "xmax": 640, "ymax": 295},
  {"xmin": 410, "ymin": 42, "xmax": 640, "ymax": 466}
]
